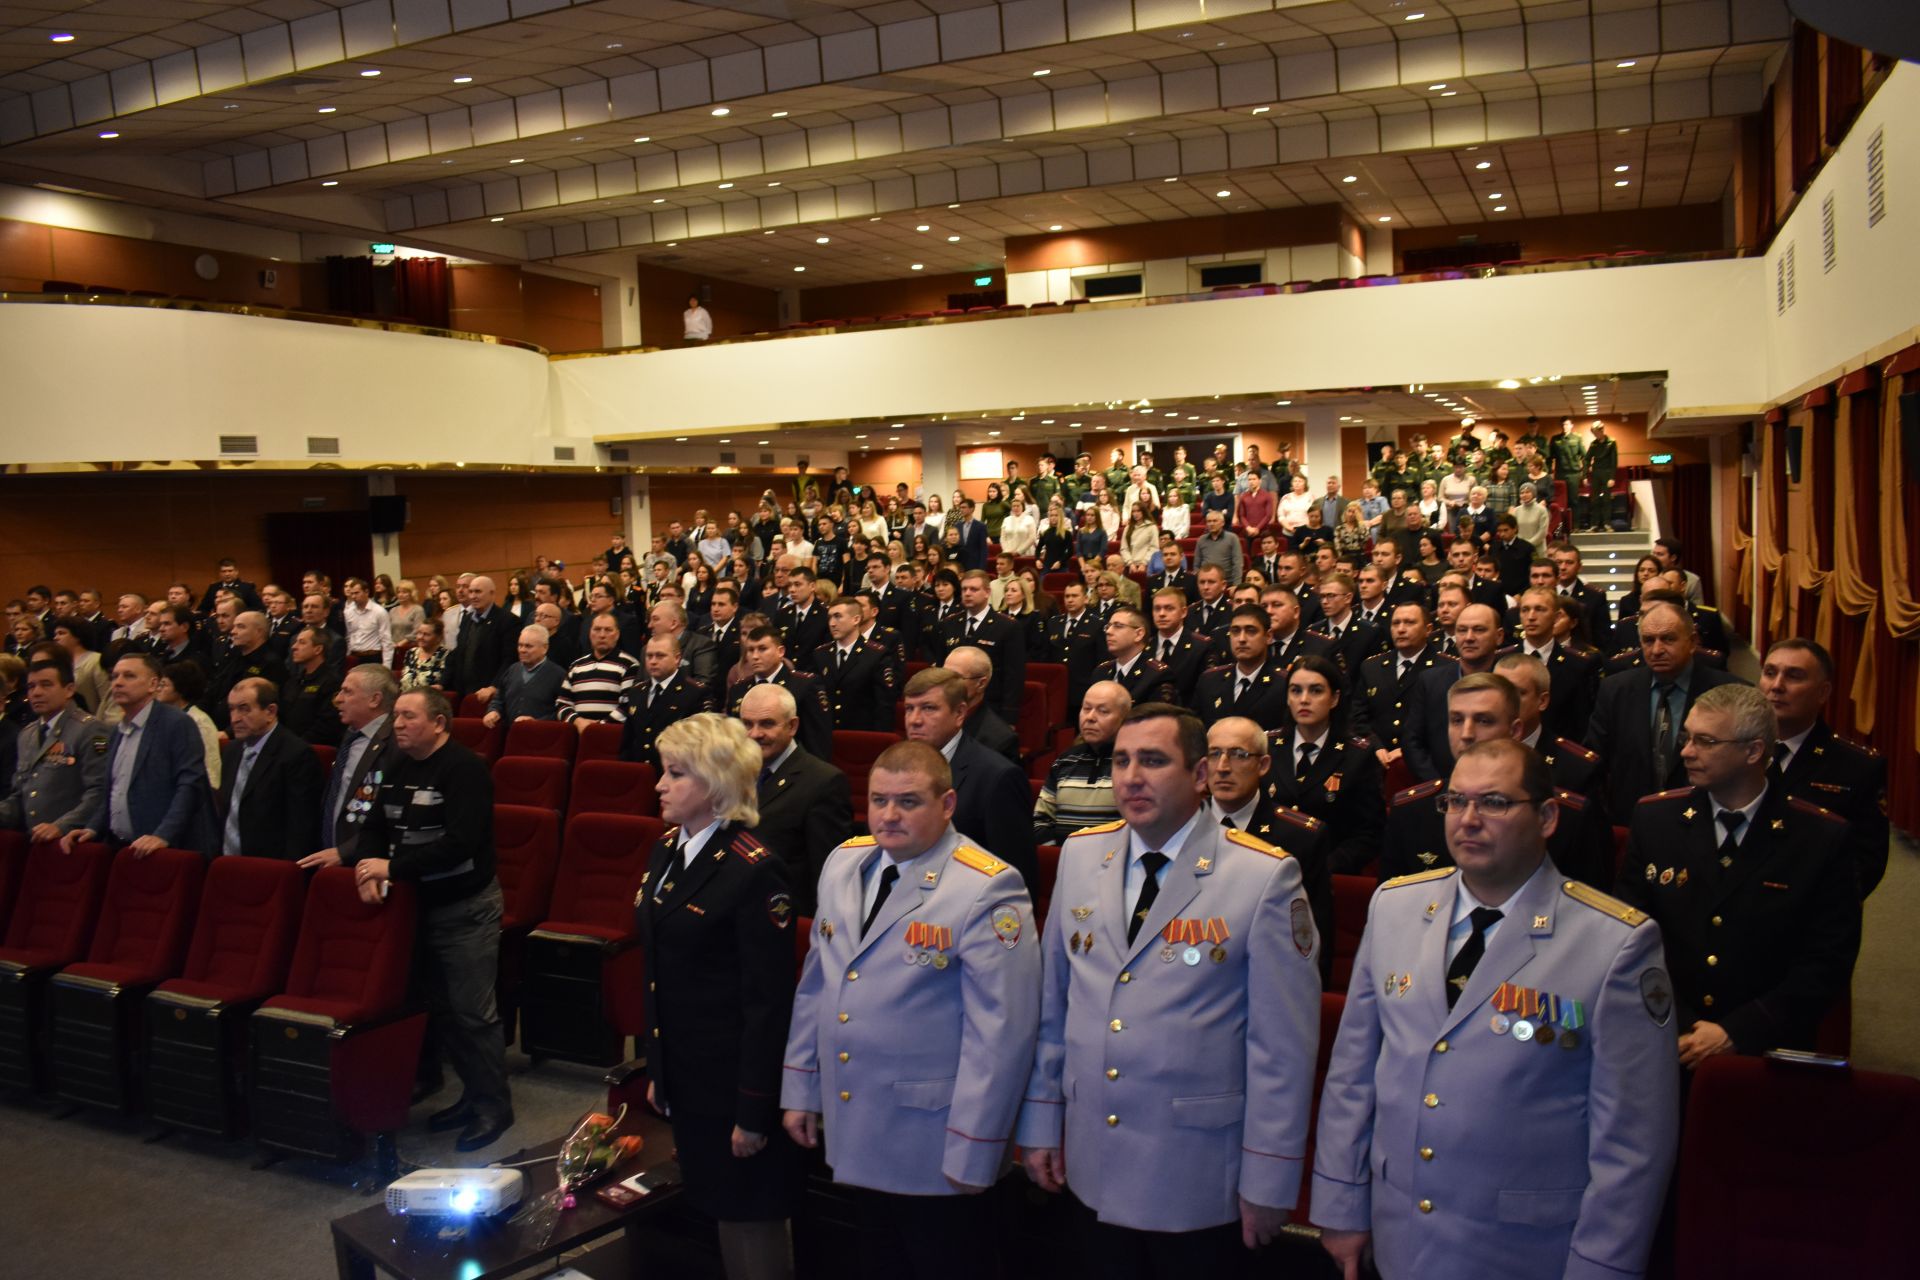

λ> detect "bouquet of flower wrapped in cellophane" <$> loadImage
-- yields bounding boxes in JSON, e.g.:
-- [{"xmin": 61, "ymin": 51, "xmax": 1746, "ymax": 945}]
[{"xmin": 511, "ymin": 1105, "xmax": 645, "ymax": 1246}]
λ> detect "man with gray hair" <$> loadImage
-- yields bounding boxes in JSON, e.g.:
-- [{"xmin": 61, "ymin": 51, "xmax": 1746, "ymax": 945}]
[
  {"xmin": 482, "ymin": 626, "xmax": 563, "ymax": 727},
  {"xmin": 1616, "ymin": 682, "xmax": 1860, "ymax": 1066},
  {"xmin": 448, "ymin": 574, "xmax": 517, "ymax": 702},
  {"xmin": 1033, "ymin": 680, "xmax": 1131, "ymax": 844},
  {"xmin": 303, "ymin": 663, "xmax": 401, "ymax": 865},
  {"xmin": 943, "ymin": 644, "xmax": 1019, "ymax": 762},
  {"xmin": 738, "ymin": 681, "xmax": 850, "ymax": 913},
  {"xmin": 649, "ymin": 598, "xmax": 718, "ymax": 685}
]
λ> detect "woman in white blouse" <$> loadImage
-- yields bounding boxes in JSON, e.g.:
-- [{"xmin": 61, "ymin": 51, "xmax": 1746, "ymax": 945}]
[
  {"xmin": 855, "ymin": 498, "xmax": 888, "ymax": 544},
  {"xmin": 923, "ymin": 494, "xmax": 947, "ymax": 535},
  {"xmin": 1416, "ymin": 479, "xmax": 1445, "ymax": 530},
  {"xmin": 998, "ymin": 494, "xmax": 1039, "ymax": 556},
  {"xmin": 1276, "ymin": 473, "xmax": 1314, "ymax": 534},
  {"xmin": 1096, "ymin": 490, "xmax": 1123, "ymax": 542},
  {"xmin": 1120, "ymin": 503, "xmax": 1158, "ymax": 569}
]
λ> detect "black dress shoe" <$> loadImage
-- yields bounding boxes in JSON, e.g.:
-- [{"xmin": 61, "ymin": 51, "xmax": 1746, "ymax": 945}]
[
  {"xmin": 455, "ymin": 1112, "xmax": 514, "ymax": 1153},
  {"xmin": 428, "ymin": 1099, "xmax": 474, "ymax": 1133}
]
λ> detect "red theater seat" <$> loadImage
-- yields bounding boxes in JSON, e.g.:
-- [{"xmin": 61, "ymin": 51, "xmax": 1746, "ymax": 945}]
[
  {"xmin": 576, "ymin": 721, "xmax": 624, "ymax": 764},
  {"xmin": 0, "ymin": 840, "xmax": 115, "ymax": 1091},
  {"xmin": 493, "ymin": 804, "xmax": 563, "ymax": 1046},
  {"xmin": 1330, "ymin": 874, "xmax": 1373, "ymax": 992},
  {"xmin": 146, "ymin": 857, "xmax": 306, "ymax": 1138},
  {"xmin": 48, "ymin": 847, "xmax": 206, "ymax": 1111},
  {"xmin": 1027, "ymin": 662, "xmax": 1068, "ymax": 729},
  {"xmin": 1675, "ymin": 1054, "xmax": 1920, "ymax": 1279},
  {"xmin": 249, "ymin": 868, "xmax": 425, "ymax": 1172},
  {"xmin": 311, "ymin": 744, "xmax": 335, "ymax": 774},
  {"xmin": 0, "ymin": 830, "xmax": 26, "ymax": 937},
  {"xmin": 833, "ymin": 731, "xmax": 900, "ymax": 824},
  {"xmin": 1015, "ymin": 681, "xmax": 1050, "ymax": 757},
  {"xmin": 503, "ymin": 719, "xmax": 577, "ymax": 764},
  {"xmin": 567, "ymin": 759, "xmax": 660, "ymax": 822},
  {"xmin": 1289, "ymin": 992, "xmax": 1348, "ymax": 1226},
  {"xmin": 458, "ymin": 693, "xmax": 489, "ymax": 718},
  {"xmin": 1033, "ymin": 845, "xmax": 1060, "ymax": 928},
  {"xmin": 493, "ymin": 755, "xmax": 571, "ymax": 811},
  {"xmin": 522, "ymin": 813, "xmax": 661, "ymax": 1066},
  {"xmin": 449, "ymin": 716, "xmax": 502, "ymax": 763}
]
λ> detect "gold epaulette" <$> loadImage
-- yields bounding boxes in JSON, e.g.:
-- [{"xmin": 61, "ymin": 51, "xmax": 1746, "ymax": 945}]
[
  {"xmin": 1554, "ymin": 737, "xmax": 1599, "ymax": 762},
  {"xmin": 1393, "ymin": 779, "xmax": 1444, "ymax": 806},
  {"xmin": 1835, "ymin": 734, "xmax": 1881, "ymax": 759},
  {"xmin": 1561, "ymin": 880, "xmax": 1649, "ymax": 926},
  {"xmin": 1787, "ymin": 796, "xmax": 1845, "ymax": 824},
  {"xmin": 1383, "ymin": 866, "xmax": 1458, "ymax": 888},
  {"xmin": 1553, "ymin": 788, "xmax": 1587, "ymax": 810},
  {"xmin": 1638, "ymin": 787, "xmax": 1695, "ymax": 805},
  {"xmin": 1224, "ymin": 827, "xmax": 1290, "ymax": 859},
  {"xmin": 951, "ymin": 845, "xmax": 1010, "ymax": 876},
  {"xmin": 1069, "ymin": 819, "xmax": 1127, "ymax": 837},
  {"xmin": 730, "ymin": 832, "xmax": 769, "ymax": 862},
  {"xmin": 1273, "ymin": 808, "xmax": 1323, "ymax": 832},
  {"xmin": 841, "ymin": 835, "xmax": 877, "ymax": 848}
]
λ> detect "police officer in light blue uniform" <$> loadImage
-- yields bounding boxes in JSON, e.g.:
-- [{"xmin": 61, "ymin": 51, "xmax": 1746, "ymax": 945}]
[
  {"xmin": 1018, "ymin": 703, "xmax": 1321, "ymax": 1274},
  {"xmin": 781, "ymin": 739, "xmax": 1039, "ymax": 1279},
  {"xmin": 1312, "ymin": 737, "xmax": 1680, "ymax": 1280}
]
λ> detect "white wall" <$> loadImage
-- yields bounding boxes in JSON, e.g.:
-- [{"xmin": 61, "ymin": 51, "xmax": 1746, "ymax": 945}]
[{"xmin": 1761, "ymin": 61, "xmax": 1920, "ymax": 399}]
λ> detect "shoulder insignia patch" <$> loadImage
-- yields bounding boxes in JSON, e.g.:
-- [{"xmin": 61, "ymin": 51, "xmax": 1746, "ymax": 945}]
[
  {"xmin": 1553, "ymin": 788, "xmax": 1587, "ymax": 811},
  {"xmin": 951, "ymin": 845, "xmax": 1010, "ymax": 876},
  {"xmin": 1383, "ymin": 866, "xmax": 1458, "ymax": 889},
  {"xmin": 1393, "ymin": 779, "xmax": 1445, "ymax": 805},
  {"xmin": 1070, "ymin": 819, "xmax": 1127, "ymax": 837},
  {"xmin": 1349, "ymin": 736, "xmax": 1371, "ymax": 750},
  {"xmin": 1561, "ymin": 880, "xmax": 1648, "ymax": 926},
  {"xmin": 1610, "ymin": 647, "xmax": 1639, "ymax": 661},
  {"xmin": 730, "ymin": 832, "xmax": 769, "ymax": 862},
  {"xmin": 842, "ymin": 835, "xmax": 878, "ymax": 848},
  {"xmin": 1224, "ymin": 827, "xmax": 1290, "ymax": 859},
  {"xmin": 663, "ymin": 825, "xmax": 682, "ymax": 843},
  {"xmin": 1638, "ymin": 787, "xmax": 1695, "ymax": 805},
  {"xmin": 1787, "ymin": 796, "xmax": 1845, "ymax": 824},
  {"xmin": 1835, "ymin": 734, "xmax": 1881, "ymax": 759},
  {"xmin": 1555, "ymin": 738, "xmax": 1599, "ymax": 762}
]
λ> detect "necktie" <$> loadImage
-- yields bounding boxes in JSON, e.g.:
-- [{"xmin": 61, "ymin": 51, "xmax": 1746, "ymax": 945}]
[
  {"xmin": 1651, "ymin": 683, "xmax": 1677, "ymax": 780},
  {"xmin": 862, "ymin": 863, "xmax": 899, "ymax": 937},
  {"xmin": 1129, "ymin": 851, "xmax": 1169, "ymax": 943},
  {"xmin": 965, "ymin": 616, "xmax": 978, "ymax": 639},
  {"xmin": 1446, "ymin": 907, "xmax": 1503, "ymax": 1008},
  {"xmin": 321, "ymin": 730, "xmax": 359, "ymax": 846},
  {"xmin": 1160, "ymin": 639, "xmax": 1174, "ymax": 663},
  {"xmin": 1397, "ymin": 659, "xmax": 1411, "ymax": 682},
  {"xmin": 1717, "ymin": 810, "xmax": 1746, "ymax": 864},
  {"xmin": 836, "ymin": 647, "xmax": 848, "ymax": 670},
  {"xmin": 1220, "ymin": 816, "xmax": 1237, "ymax": 831},
  {"xmin": 1235, "ymin": 675, "xmax": 1250, "ymax": 702},
  {"xmin": 1296, "ymin": 741, "xmax": 1317, "ymax": 782},
  {"xmin": 1770, "ymin": 742, "xmax": 1790, "ymax": 777},
  {"xmin": 223, "ymin": 744, "xmax": 261, "ymax": 857},
  {"xmin": 39, "ymin": 720, "xmax": 51, "ymax": 747}
]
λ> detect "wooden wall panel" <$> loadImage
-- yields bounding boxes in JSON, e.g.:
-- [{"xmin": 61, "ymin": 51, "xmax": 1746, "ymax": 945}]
[
  {"xmin": 799, "ymin": 271, "xmax": 987, "ymax": 321},
  {"xmin": 637, "ymin": 263, "xmax": 780, "ymax": 347},
  {"xmin": 1005, "ymin": 207, "xmax": 1353, "ymax": 272},
  {"xmin": 1391, "ymin": 205, "xmax": 1729, "ymax": 269}
]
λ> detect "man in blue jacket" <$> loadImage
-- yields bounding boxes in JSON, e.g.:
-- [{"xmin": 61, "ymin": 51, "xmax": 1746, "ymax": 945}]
[{"xmin": 63, "ymin": 650, "xmax": 215, "ymax": 855}]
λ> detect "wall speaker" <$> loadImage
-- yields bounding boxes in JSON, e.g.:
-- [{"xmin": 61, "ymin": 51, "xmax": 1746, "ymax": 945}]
[{"xmin": 368, "ymin": 495, "xmax": 408, "ymax": 535}]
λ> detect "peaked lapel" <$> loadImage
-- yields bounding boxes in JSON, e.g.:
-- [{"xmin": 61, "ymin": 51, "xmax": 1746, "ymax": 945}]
[
  {"xmin": 1414, "ymin": 872, "xmax": 1459, "ymax": 1030},
  {"xmin": 851, "ymin": 829, "xmax": 954, "ymax": 960},
  {"xmin": 1093, "ymin": 827, "xmax": 1134, "ymax": 959},
  {"xmin": 653, "ymin": 823, "xmax": 731, "ymax": 917},
  {"xmin": 1439, "ymin": 863, "xmax": 1558, "ymax": 1040}
]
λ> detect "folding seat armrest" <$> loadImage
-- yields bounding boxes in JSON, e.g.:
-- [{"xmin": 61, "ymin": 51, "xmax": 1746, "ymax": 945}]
[
  {"xmin": 329, "ymin": 1003, "xmax": 427, "ymax": 1042},
  {"xmin": 150, "ymin": 987, "xmax": 245, "ymax": 1021},
  {"xmin": 604, "ymin": 1058, "xmax": 650, "ymax": 1089},
  {"xmin": 0, "ymin": 959, "xmax": 56, "ymax": 982}
]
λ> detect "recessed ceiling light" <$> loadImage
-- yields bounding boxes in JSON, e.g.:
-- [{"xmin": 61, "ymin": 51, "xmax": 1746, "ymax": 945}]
[
  {"xmin": 793, "ymin": 265, "xmax": 805, "ymax": 272},
  {"xmin": 947, "ymin": 203, "xmax": 960, "ymax": 209},
  {"xmin": 1216, "ymin": 189, "xmax": 1231, "ymax": 198},
  {"xmin": 1406, "ymin": 11, "xmax": 1425, "ymax": 19},
  {"xmin": 1275, "ymin": 399, "xmax": 1292, "ymax": 406},
  {"xmin": 711, "ymin": 107, "xmax": 730, "ymax": 116},
  {"xmin": 666, "ymin": 242, "xmax": 677, "ymax": 247},
  {"xmin": 441, "ymin": 159, "xmax": 453, "ymax": 164},
  {"xmin": 652, "ymin": 198, "xmax": 665, "ymax": 204},
  {"xmin": 763, "ymin": 229, "xmax": 776, "ymax": 235},
  {"xmin": 490, "ymin": 216, "xmax": 504, "ymax": 222},
  {"xmin": 321, "ymin": 179, "xmax": 339, "ymax": 187},
  {"xmin": 1342, "ymin": 175, "xmax": 1357, "ymax": 183},
  {"xmin": 989, "ymin": 430, "xmax": 1002, "ymax": 436},
  {"xmin": 1440, "ymin": 90, "xmax": 1457, "ymax": 97},
  {"xmin": 1163, "ymin": 177, "xmax": 1178, "ymax": 183},
  {"xmin": 1475, "ymin": 161, "xmax": 1491, "ymax": 170},
  {"xmin": 1614, "ymin": 179, "xmax": 1630, "ymax": 187},
  {"xmin": 910, "ymin": 263, "xmax": 925, "ymax": 270},
  {"xmin": 717, "ymin": 182, "xmax": 733, "ymax": 189},
  {"xmin": 1251, "ymin": 106, "xmax": 1269, "ymax": 114},
  {"xmin": 855, "ymin": 434, "xmax": 867, "ymax": 439},
  {"xmin": 916, "ymin": 224, "xmax": 930, "ymax": 232},
  {"xmin": 815, "ymin": 236, "xmax": 830, "ymax": 244},
  {"xmin": 1032, "ymin": 68, "xmax": 1051, "ymax": 76},
  {"xmin": 764, "ymin": 181, "xmax": 780, "ymax": 188},
  {"xmin": 946, "ymin": 235, "xmax": 960, "ymax": 242},
  {"xmin": 771, "ymin": 110, "xmax": 788, "ymax": 118},
  {"xmin": 1428, "ymin": 83, "xmax": 1447, "ymax": 91},
  {"xmin": 1377, "ymin": 215, "xmax": 1392, "ymax": 222},
  {"xmin": 1498, "ymin": 379, "xmax": 1522, "ymax": 389},
  {"xmin": 222, "ymin": 103, "xmax": 241, "ymax": 109},
  {"xmin": 509, "ymin": 157, "xmax": 524, "ymax": 163},
  {"xmin": 1616, "ymin": 60, "xmax": 1637, "ymax": 69},
  {"xmin": 758, "ymin": 440, "xmax": 770, "ymax": 445},
  {"xmin": 317, "ymin": 106, "xmax": 337, "ymax": 114},
  {"xmin": 1488, "ymin": 192, "xmax": 1503, "ymax": 199},
  {"xmin": 98, "ymin": 131, "xmax": 119, "ymax": 139},
  {"xmin": 359, "ymin": 69, "xmax": 381, "ymax": 77},
  {"xmin": 1614, "ymin": 164, "xmax": 1631, "ymax": 173},
  {"xmin": 633, "ymin": 136, "xmax": 650, "ymax": 143},
  {"xmin": 1049, "ymin": 224, "xmax": 1063, "ymax": 231},
  {"xmin": 606, "ymin": 42, "xmax": 623, "ymax": 50},
  {"xmin": 1494, "ymin": 205, "xmax": 1507, "ymax": 212},
  {"xmin": 453, "ymin": 76, "xmax": 474, "ymax": 84},
  {"xmin": 49, "ymin": 33, "xmax": 74, "ymax": 44}
]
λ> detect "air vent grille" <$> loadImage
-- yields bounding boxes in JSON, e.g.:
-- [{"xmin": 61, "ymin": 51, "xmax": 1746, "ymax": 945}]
[
  {"xmin": 219, "ymin": 435, "xmax": 258, "ymax": 455},
  {"xmin": 719, "ymin": 452, "xmax": 736, "ymax": 464},
  {"xmin": 1866, "ymin": 126, "xmax": 1886, "ymax": 228},
  {"xmin": 608, "ymin": 447, "xmax": 630, "ymax": 463},
  {"xmin": 1783, "ymin": 242, "xmax": 1796, "ymax": 309},
  {"xmin": 307, "ymin": 436, "xmax": 340, "ymax": 455},
  {"xmin": 759, "ymin": 452, "xmax": 775, "ymax": 466},
  {"xmin": 553, "ymin": 445, "xmax": 576, "ymax": 461},
  {"xmin": 1820, "ymin": 193, "xmax": 1836, "ymax": 273}
]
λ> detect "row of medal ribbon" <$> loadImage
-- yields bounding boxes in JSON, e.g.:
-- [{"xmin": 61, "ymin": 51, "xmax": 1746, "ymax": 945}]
[
  {"xmin": 1490, "ymin": 981, "xmax": 1586, "ymax": 1049},
  {"xmin": 905, "ymin": 921, "xmax": 953, "ymax": 969}
]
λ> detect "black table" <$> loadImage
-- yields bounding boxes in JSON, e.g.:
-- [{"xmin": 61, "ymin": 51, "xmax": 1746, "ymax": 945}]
[{"xmin": 330, "ymin": 1116, "xmax": 683, "ymax": 1280}]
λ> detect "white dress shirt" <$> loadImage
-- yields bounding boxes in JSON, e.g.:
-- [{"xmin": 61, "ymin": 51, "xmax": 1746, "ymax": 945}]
[
  {"xmin": 344, "ymin": 599, "xmax": 393, "ymax": 665},
  {"xmin": 1123, "ymin": 807, "xmax": 1205, "ymax": 922}
]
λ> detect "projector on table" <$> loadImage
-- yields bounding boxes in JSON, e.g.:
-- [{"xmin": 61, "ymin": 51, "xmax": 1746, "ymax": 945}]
[{"xmin": 384, "ymin": 1167, "xmax": 525, "ymax": 1217}]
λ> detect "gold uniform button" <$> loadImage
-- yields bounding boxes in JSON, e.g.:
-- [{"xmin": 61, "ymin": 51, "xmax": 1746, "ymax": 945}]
[
  {"xmin": 649, "ymin": 981, "xmax": 656, "ymax": 991},
  {"xmin": 837, "ymin": 1052, "xmax": 850, "ymax": 1063},
  {"xmin": 1418, "ymin": 1199, "xmax": 1433, "ymax": 1214},
  {"xmin": 1419, "ymin": 1147, "xmax": 1434, "ymax": 1161},
  {"xmin": 1119, "ymin": 972, "xmax": 1132, "ymax": 983},
  {"xmin": 1711, "ymin": 915, "xmax": 1723, "ymax": 927},
  {"xmin": 839, "ymin": 1091, "xmax": 851, "ymax": 1102},
  {"xmin": 1105, "ymin": 1068, "xmax": 1119, "ymax": 1080},
  {"xmin": 847, "ymin": 969, "xmax": 860, "ymax": 981},
  {"xmin": 1110, "ymin": 1019, "xmax": 1124, "ymax": 1032},
  {"xmin": 653, "ymin": 1028, "xmax": 661, "ymax": 1038},
  {"xmin": 1106, "ymin": 1114, "xmax": 1119, "ymax": 1127},
  {"xmin": 1702, "ymin": 995, "xmax": 1715, "ymax": 1007},
  {"xmin": 838, "ymin": 1013, "xmax": 850, "ymax": 1023},
  {"xmin": 1705, "ymin": 955, "xmax": 1718, "ymax": 967},
  {"xmin": 1424, "ymin": 1093, "xmax": 1439, "ymax": 1108},
  {"xmin": 1434, "ymin": 1040, "xmax": 1449, "ymax": 1053}
]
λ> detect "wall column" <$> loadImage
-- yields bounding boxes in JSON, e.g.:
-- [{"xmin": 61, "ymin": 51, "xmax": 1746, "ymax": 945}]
[
  {"xmin": 367, "ymin": 474, "xmax": 402, "ymax": 583},
  {"xmin": 623, "ymin": 474, "xmax": 652, "ymax": 546},
  {"xmin": 1301, "ymin": 405, "xmax": 1340, "ymax": 484},
  {"xmin": 919, "ymin": 425, "xmax": 958, "ymax": 504}
]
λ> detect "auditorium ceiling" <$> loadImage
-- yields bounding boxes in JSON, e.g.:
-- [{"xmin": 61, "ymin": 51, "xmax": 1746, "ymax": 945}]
[{"xmin": 0, "ymin": 1, "xmax": 1786, "ymax": 286}]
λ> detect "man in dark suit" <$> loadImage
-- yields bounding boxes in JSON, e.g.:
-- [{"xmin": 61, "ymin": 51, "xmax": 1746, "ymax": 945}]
[
  {"xmin": 1250, "ymin": 533, "xmax": 1286, "ymax": 588},
  {"xmin": 303, "ymin": 664, "xmax": 401, "ymax": 865},
  {"xmin": 1144, "ymin": 587, "xmax": 1215, "ymax": 702},
  {"xmin": 1261, "ymin": 586, "xmax": 1334, "ymax": 675},
  {"xmin": 216, "ymin": 678, "xmax": 322, "ymax": 860},
  {"xmin": 149, "ymin": 605, "xmax": 211, "ymax": 677},
  {"xmin": 725, "ymin": 625, "xmax": 834, "ymax": 760},
  {"xmin": 1193, "ymin": 604, "xmax": 1291, "ymax": 730},
  {"xmin": 1350, "ymin": 600, "xmax": 1454, "ymax": 765},
  {"xmin": 704, "ymin": 586, "xmax": 744, "ymax": 677},
  {"xmin": 944, "ymin": 647, "xmax": 1021, "ymax": 762},
  {"xmin": 814, "ymin": 599, "xmax": 898, "ymax": 733},
  {"xmin": 1188, "ymin": 566, "xmax": 1235, "ymax": 641},
  {"xmin": 482, "ymin": 626, "xmax": 564, "ymax": 727},
  {"xmin": 579, "ymin": 582, "xmax": 646, "ymax": 660},
  {"xmin": 197, "ymin": 559, "xmax": 262, "ymax": 615},
  {"xmin": 1308, "ymin": 572, "xmax": 1379, "ymax": 684},
  {"xmin": 1761, "ymin": 638, "xmax": 1890, "ymax": 897},
  {"xmin": 778, "ymin": 569, "xmax": 831, "ymax": 673},
  {"xmin": 950, "ymin": 498, "xmax": 990, "ymax": 571},
  {"xmin": 1090, "ymin": 604, "xmax": 1176, "ymax": 708},
  {"xmin": 621, "ymin": 635, "xmax": 717, "ymax": 768},
  {"xmin": 1148, "ymin": 536, "xmax": 1201, "ymax": 603},
  {"xmin": 204, "ymin": 611, "xmax": 289, "ymax": 733},
  {"xmin": 64, "ymin": 650, "xmax": 215, "ymax": 856},
  {"xmin": 738, "ymin": 681, "xmax": 852, "ymax": 915},
  {"xmin": 1487, "ymin": 516, "xmax": 1536, "ymax": 600},
  {"xmin": 1503, "ymin": 587, "xmax": 1600, "ymax": 743},
  {"xmin": 1585, "ymin": 600, "xmax": 1744, "ymax": 819},
  {"xmin": 1402, "ymin": 603, "xmax": 1506, "ymax": 782},
  {"xmin": 1262, "ymin": 655, "xmax": 1382, "ymax": 876},
  {"xmin": 279, "ymin": 627, "xmax": 344, "ymax": 748},
  {"xmin": 851, "ymin": 589, "xmax": 909, "ymax": 688},
  {"xmin": 445, "ymin": 575, "xmax": 518, "ymax": 701},
  {"xmin": 1580, "ymin": 420, "xmax": 1619, "ymax": 531},
  {"xmin": 1548, "ymin": 543, "xmax": 1613, "ymax": 647},
  {"xmin": 900, "ymin": 668, "xmax": 1035, "ymax": 886},
  {"xmin": 1043, "ymin": 580, "xmax": 1103, "ymax": 714},
  {"xmin": 649, "ymin": 599, "xmax": 718, "ymax": 686},
  {"xmin": 937, "ymin": 570, "xmax": 1026, "ymax": 722}
]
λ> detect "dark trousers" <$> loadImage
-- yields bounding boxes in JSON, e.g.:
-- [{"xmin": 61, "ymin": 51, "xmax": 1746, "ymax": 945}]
[
  {"xmin": 415, "ymin": 880, "xmax": 511, "ymax": 1120},
  {"xmin": 852, "ymin": 1186, "xmax": 1003, "ymax": 1280},
  {"xmin": 1070, "ymin": 1193, "xmax": 1244, "ymax": 1279},
  {"xmin": 1580, "ymin": 480, "xmax": 1616, "ymax": 528}
]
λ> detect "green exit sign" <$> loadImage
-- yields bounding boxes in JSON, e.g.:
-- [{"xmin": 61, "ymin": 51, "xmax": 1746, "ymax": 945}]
[
  {"xmin": 1649, "ymin": 452, "xmax": 1674, "ymax": 465},
  {"xmin": 369, "ymin": 242, "xmax": 396, "ymax": 254},
  {"xmin": 974, "ymin": 275, "xmax": 993, "ymax": 287}
]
